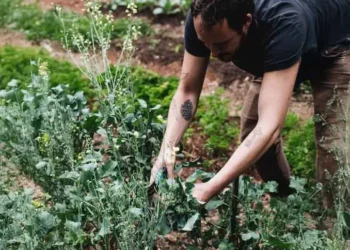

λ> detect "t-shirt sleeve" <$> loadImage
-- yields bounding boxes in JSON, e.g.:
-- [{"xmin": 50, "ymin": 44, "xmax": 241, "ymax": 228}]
[
  {"xmin": 262, "ymin": 10, "xmax": 307, "ymax": 72},
  {"xmin": 184, "ymin": 10, "xmax": 211, "ymax": 57}
]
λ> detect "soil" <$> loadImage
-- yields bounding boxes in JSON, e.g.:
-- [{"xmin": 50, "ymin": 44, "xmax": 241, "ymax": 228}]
[{"xmin": 1, "ymin": 1, "xmax": 316, "ymax": 248}]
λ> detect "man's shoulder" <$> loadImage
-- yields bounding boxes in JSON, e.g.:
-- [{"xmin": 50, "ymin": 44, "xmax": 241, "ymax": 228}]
[{"xmin": 254, "ymin": 0, "xmax": 303, "ymax": 21}]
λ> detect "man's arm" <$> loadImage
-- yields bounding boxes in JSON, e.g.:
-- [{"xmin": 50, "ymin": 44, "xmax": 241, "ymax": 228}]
[
  {"xmin": 193, "ymin": 60, "xmax": 301, "ymax": 202},
  {"xmin": 150, "ymin": 51, "xmax": 209, "ymax": 183}
]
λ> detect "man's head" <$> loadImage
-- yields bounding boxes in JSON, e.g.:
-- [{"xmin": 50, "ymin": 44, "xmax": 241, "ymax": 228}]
[{"xmin": 191, "ymin": 0, "xmax": 254, "ymax": 62}]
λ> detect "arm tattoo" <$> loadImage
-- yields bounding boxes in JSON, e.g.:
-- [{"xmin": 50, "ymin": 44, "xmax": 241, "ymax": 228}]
[
  {"xmin": 245, "ymin": 127, "xmax": 262, "ymax": 148},
  {"xmin": 181, "ymin": 100, "xmax": 193, "ymax": 121},
  {"xmin": 180, "ymin": 72, "xmax": 189, "ymax": 80}
]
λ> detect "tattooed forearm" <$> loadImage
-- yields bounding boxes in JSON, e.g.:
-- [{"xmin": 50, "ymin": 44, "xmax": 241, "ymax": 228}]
[
  {"xmin": 245, "ymin": 127, "xmax": 262, "ymax": 148},
  {"xmin": 180, "ymin": 72, "xmax": 189, "ymax": 80},
  {"xmin": 181, "ymin": 99, "xmax": 193, "ymax": 121}
]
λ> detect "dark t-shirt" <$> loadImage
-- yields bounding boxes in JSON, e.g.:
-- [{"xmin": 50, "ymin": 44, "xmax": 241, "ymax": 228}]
[{"xmin": 184, "ymin": 0, "xmax": 350, "ymax": 81}]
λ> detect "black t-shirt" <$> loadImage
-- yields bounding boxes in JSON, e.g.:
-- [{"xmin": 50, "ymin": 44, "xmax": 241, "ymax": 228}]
[{"xmin": 184, "ymin": 0, "xmax": 350, "ymax": 81}]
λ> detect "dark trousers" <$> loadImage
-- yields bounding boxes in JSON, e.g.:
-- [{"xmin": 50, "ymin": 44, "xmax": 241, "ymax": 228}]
[{"xmin": 240, "ymin": 49, "xmax": 350, "ymax": 206}]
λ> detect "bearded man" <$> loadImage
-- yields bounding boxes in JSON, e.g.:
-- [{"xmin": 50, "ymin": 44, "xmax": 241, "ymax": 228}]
[{"xmin": 150, "ymin": 0, "xmax": 350, "ymax": 207}]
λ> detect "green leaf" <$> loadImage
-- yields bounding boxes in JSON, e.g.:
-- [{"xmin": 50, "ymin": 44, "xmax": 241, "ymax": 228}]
[
  {"xmin": 186, "ymin": 169, "xmax": 214, "ymax": 183},
  {"xmin": 135, "ymin": 155, "xmax": 146, "ymax": 164},
  {"xmin": 98, "ymin": 217, "xmax": 111, "ymax": 237},
  {"xmin": 150, "ymin": 104, "xmax": 161, "ymax": 110},
  {"xmin": 157, "ymin": 215, "xmax": 171, "ymax": 235},
  {"xmin": 37, "ymin": 211, "xmax": 55, "ymax": 230},
  {"xmin": 129, "ymin": 207, "xmax": 143, "ymax": 217},
  {"xmin": 205, "ymin": 200, "xmax": 225, "ymax": 211},
  {"xmin": 269, "ymin": 198, "xmax": 279, "ymax": 209},
  {"xmin": 218, "ymin": 240, "xmax": 234, "ymax": 250},
  {"xmin": 0, "ymin": 90, "xmax": 7, "ymax": 98},
  {"xmin": 58, "ymin": 171, "xmax": 80, "ymax": 179},
  {"xmin": 343, "ymin": 212, "xmax": 350, "ymax": 228},
  {"xmin": 35, "ymin": 161, "xmax": 47, "ymax": 169},
  {"xmin": 153, "ymin": 7, "xmax": 164, "ymax": 15},
  {"xmin": 289, "ymin": 177, "xmax": 306, "ymax": 193},
  {"xmin": 263, "ymin": 181, "xmax": 278, "ymax": 193},
  {"xmin": 241, "ymin": 231, "xmax": 259, "ymax": 241},
  {"xmin": 8, "ymin": 79, "xmax": 18, "ymax": 88},
  {"xmin": 80, "ymin": 163, "xmax": 97, "ymax": 171},
  {"xmin": 65, "ymin": 220, "xmax": 81, "ymax": 231},
  {"xmin": 265, "ymin": 235, "xmax": 295, "ymax": 249},
  {"xmin": 52, "ymin": 85, "xmax": 63, "ymax": 94},
  {"xmin": 182, "ymin": 213, "xmax": 200, "ymax": 231},
  {"xmin": 99, "ymin": 160, "xmax": 118, "ymax": 177},
  {"xmin": 96, "ymin": 188, "xmax": 105, "ymax": 193},
  {"xmin": 138, "ymin": 99, "xmax": 147, "ymax": 108}
]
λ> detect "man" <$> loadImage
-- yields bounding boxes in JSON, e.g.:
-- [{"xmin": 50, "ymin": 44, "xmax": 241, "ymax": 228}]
[{"xmin": 150, "ymin": 0, "xmax": 350, "ymax": 207}]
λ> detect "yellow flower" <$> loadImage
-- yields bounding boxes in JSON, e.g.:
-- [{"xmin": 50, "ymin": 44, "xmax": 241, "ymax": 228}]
[
  {"xmin": 38, "ymin": 61, "xmax": 49, "ymax": 80},
  {"xmin": 157, "ymin": 115, "xmax": 166, "ymax": 124},
  {"xmin": 32, "ymin": 200, "xmax": 44, "ymax": 208}
]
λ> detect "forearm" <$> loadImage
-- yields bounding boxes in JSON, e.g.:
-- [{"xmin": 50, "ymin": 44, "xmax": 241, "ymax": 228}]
[
  {"xmin": 207, "ymin": 123, "xmax": 280, "ymax": 195},
  {"xmin": 159, "ymin": 89, "xmax": 200, "ymax": 157}
]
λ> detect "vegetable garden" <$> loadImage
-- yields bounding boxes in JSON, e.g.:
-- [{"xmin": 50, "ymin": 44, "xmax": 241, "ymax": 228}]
[{"xmin": 1, "ymin": 0, "xmax": 350, "ymax": 249}]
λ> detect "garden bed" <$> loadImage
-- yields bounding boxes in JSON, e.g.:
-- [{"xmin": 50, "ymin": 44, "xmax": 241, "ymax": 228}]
[{"xmin": 1, "ymin": 1, "xmax": 344, "ymax": 249}]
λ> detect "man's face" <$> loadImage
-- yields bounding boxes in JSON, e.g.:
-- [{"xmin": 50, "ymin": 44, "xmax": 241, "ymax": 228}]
[{"xmin": 193, "ymin": 15, "xmax": 251, "ymax": 62}]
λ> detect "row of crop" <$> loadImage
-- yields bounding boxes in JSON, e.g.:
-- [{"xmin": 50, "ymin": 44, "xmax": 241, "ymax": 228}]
[
  {"xmin": 0, "ymin": 44, "xmax": 331, "ymax": 249},
  {"xmin": 0, "ymin": 75, "xmax": 329, "ymax": 247},
  {"xmin": 0, "ymin": 0, "xmax": 152, "ymax": 50},
  {"xmin": 0, "ymin": 45, "xmax": 316, "ymax": 180}
]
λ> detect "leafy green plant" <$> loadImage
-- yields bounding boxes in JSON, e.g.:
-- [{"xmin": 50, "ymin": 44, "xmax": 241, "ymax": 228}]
[
  {"xmin": 0, "ymin": 46, "xmax": 92, "ymax": 97},
  {"xmin": 194, "ymin": 88, "xmax": 239, "ymax": 156},
  {"xmin": 1, "ymin": 0, "xmax": 152, "ymax": 49},
  {"xmin": 237, "ymin": 176, "xmax": 328, "ymax": 249},
  {"xmin": 283, "ymin": 113, "xmax": 316, "ymax": 179},
  {"xmin": 128, "ymin": 67, "xmax": 178, "ymax": 114}
]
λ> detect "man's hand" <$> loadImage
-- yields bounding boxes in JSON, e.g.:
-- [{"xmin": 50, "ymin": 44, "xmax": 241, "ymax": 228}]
[
  {"xmin": 150, "ymin": 158, "xmax": 164, "ymax": 184},
  {"xmin": 192, "ymin": 182, "xmax": 212, "ymax": 204},
  {"xmin": 150, "ymin": 146, "xmax": 179, "ymax": 184}
]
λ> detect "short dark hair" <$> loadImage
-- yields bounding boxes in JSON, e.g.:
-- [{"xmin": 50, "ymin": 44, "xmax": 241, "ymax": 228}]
[{"xmin": 190, "ymin": 0, "xmax": 255, "ymax": 32}]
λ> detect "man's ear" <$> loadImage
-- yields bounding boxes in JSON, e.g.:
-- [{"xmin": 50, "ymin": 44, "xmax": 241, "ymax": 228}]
[{"xmin": 242, "ymin": 13, "xmax": 253, "ymax": 33}]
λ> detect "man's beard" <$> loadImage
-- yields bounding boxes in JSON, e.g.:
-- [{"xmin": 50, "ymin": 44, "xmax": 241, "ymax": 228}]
[{"xmin": 217, "ymin": 30, "xmax": 247, "ymax": 62}]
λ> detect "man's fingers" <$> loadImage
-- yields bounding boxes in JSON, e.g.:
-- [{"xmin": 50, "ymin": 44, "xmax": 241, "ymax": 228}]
[{"xmin": 150, "ymin": 167, "xmax": 161, "ymax": 184}]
